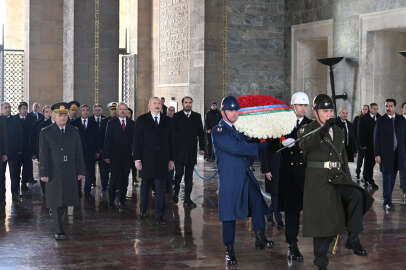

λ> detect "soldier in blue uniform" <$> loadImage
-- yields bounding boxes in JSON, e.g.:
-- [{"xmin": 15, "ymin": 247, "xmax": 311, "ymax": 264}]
[{"xmin": 212, "ymin": 96, "xmax": 273, "ymax": 266}]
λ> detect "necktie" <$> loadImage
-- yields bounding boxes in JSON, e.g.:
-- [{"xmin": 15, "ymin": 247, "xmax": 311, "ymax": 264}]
[
  {"xmin": 393, "ymin": 117, "xmax": 397, "ymax": 150},
  {"xmin": 83, "ymin": 119, "xmax": 87, "ymax": 128},
  {"xmin": 296, "ymin": 119, "xmax": 300, "ymax": 128},
  {"xmin": 61, "ymin": 128, "xmax": 65, "ymax": 134},
  {"xmin": 121, "ymin": 119, "xmax": 126, "ymax": 131},
  {"xmin": 154, "ymin": 116, "xmax": 159, "ymax": 127}
]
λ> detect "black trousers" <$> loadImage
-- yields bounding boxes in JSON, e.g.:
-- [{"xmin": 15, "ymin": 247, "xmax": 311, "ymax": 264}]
[
  {"xmin": 51, "ymin": 207, "xmax": 67, "ymax": 234},
  {"xmin": 285, "ymin": 211, "xmax": 300, "ymax": 244},
  {"xmin": 313, "ymin": 185, "xmax": 364, "ymax": 268},
  {"xmin": 363, "ymin": 149, "xmax": 376, "ymax": 184},
  {"xmin": 84, "ymin": 159, "xmax": 96, "ymax": 195},
  {"xmin": 207, "ymin": 133, "xmax": 214, "ymax": 159},
  {"xmin": 8, "ymin": 158, "xmax": 22, "ymax": 195},
  {"xmin": 109, "ymin": 157, "xmax": 130, "ymax": 203},
  {"xmin": 140, "ymin": 177, "xmax": 166, "ymax": 217},
  {"xmin": 0, "ymin": 161, "xmax": 6, "ymax": 201},
  {"xmin": 21, "ymin": 155, "xmax": 33, "ymax": 184},
  {"xmin": 356, "ymin": 149, "xmax": 365, "ymax": 177},
  {"xmin": 174, "ymin": 163, "xmax": 194, "ymax": 202},
  {"xmin": 99, "ymin": 159, "xmax": 111, "ymax": 191}
]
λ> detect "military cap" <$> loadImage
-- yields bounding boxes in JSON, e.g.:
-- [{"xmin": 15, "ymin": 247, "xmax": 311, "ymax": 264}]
[
  {"xmin": 68, "ymin": 101, "xmax": 80, "ymax": 111},
  {"xmin": 51, "ymin": 102, "xmax": 69, "ymax": 114},
  {"xmin": 107, "ymin": 102, "xmax": 118, "ymax": 110},
  {"xmin": 221, "ymin": 96, "xmax": 240, "ymax": 111},
  {"xmin": 313, "ymin": 94, "xmax": 334, "ymax": 110}
]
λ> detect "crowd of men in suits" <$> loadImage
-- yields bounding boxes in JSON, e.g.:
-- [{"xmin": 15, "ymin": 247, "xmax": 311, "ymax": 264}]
[
  {"xmin": 326, "ymin": 100, "xmax": 406, "ymax": 211},
  {"xmin": 0, "ymin": 96, "xmax": 222, "ymax": 228}
]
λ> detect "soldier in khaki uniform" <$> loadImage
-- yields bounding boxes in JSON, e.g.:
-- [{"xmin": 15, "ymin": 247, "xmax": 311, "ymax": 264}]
[
  {"xmin": 39, "ymin": 102, "xmax": 86, "ymax": 240},
  {"xmin": 298, "ymin": 94, "xmax": 373, "ymax": 270}
]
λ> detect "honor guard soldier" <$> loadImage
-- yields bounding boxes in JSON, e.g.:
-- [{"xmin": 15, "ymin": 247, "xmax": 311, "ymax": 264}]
[
  {"xmin": 279, "ymin": 91, "xmax": 312, "ymax": 262},
  {"xmin": 39, "ymin": 102, "xmax": 86, "ymax": 240},
  {"xmin": 212, "ymin": 96, "xmax": 273, "ymax": 266},
  {"xmin": 298, "ymin": 94, "xmax": 373, "ymax": 270}
]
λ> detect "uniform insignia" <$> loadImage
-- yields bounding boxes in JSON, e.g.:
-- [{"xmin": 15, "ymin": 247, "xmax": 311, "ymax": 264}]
[
  {"xmin": 299, "ymin": 127, "xmax": 305, "ymax": 134},
  {"xmin": 217, "ymin": 126, "xmax": 222, "ymax": 132}
]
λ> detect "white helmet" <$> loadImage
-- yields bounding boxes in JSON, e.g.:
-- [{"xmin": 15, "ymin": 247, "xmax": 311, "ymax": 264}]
[{"xmin": 291, "ymin": 91, "xmax": 310, "ymax": 105}]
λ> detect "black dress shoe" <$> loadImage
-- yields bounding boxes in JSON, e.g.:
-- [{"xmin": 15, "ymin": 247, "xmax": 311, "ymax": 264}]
[
  {"xmin": 267, "ymin": 215, "xmax": 276, "ymax": 226},
  {"xmin": 277, "ymin": 220, "xmax": 285, "ymax": 229},
  {"xmin": 140, "ymin": 211, "xmax": 148, "ymax": 219},
  {"xmin": 288, "ymin": 243, "xmax": 304, "ymax": 262},
  {"xmin": 118, "ymin": 201, "xmax": 126, "ymax": 210},
  {"xmin": 255, "ymin": 231, "xmax": 274, "ymax": 250},
  {"xmin": 21, "ymin": 184, "xmax": 30, "ymax": 193},
  {"xmin": 371, "ymin": 182, "xmax": 379, "ymax": 191},
  {"xmin": 54, "ymin": 233, "xmax": 67, "ymax": 240},
  {"xmin": 183, "ymin": 200, "xmax": 197, "ymax": 208},
  {"xmin": 173, "ymin": 195, "xmax": 179, "ymax": 204},
  {"xmin": 225, "ymin": 245, "xmax": 238, "ymax": 265},
  {"xmin": 156, "ymin": 217, "xmax": 167, "ymax": 225},
  {"xmin": 345, "ymin": 235, "xmax": 368, "ymax": 256}
]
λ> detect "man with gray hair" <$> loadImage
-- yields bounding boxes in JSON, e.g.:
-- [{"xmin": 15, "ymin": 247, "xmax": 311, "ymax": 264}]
[
  {"xmin": 28, "ymin": 102, "xmax": 44, "ymax": 122},
  {"xmin": 104, "ymin": 102, "xmax": 135, "ymax": 209},
  {"xmin": 134, "ymin": 97, "xmax": 174, "ymax": 224},
  {"xmin": 337, "ymin": 107, "xmax": 357, "ymax": 163}
]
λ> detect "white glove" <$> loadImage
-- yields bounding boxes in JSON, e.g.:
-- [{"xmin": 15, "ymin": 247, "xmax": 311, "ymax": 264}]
[{"xmin": 282, "ymin": 138, "xmax": 295, "ymax": 148}]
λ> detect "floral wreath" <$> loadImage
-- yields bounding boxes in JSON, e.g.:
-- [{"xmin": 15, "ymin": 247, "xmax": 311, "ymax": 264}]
[{"xmin": 235, "ymin": 95, "xmax": 297, "ymax": 139}]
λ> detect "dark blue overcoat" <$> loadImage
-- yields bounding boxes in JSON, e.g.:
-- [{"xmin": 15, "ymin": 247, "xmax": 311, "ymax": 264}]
[{"xmin": 212, "ymin": 119, "xmax": 269, "ymax": 221}]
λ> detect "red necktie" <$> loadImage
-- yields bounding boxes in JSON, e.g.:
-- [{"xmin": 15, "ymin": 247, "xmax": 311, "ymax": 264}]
[{"xmin": 121, "ymin": 119, "xmax": 126, "ymax": 131}]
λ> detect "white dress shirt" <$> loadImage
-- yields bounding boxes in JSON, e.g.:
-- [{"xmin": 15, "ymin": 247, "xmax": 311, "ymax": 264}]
[{"xmin": 151, "ymin": 112, "xmax": 160, "ymax": 124}]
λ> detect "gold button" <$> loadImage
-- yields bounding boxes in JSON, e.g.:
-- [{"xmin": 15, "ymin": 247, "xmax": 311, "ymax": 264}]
[
  {"xmin": 291, "ymin": 162, "xmax": 294, "ymax": 166},
  {"xmin": 330, "ymin": 153, "xmax": 332, "ymax": 156},
  {"xmin": 328, "ymin": 179, "xmax": 332, "ymax": 183},
  {"xmin": 300, "ymin": 162, "xmax": 303, "ymax": 165},
  {"xmin": 300, "ymin": 150, "xmax": 303, "ymax": 154},
  {"xmin": 290, "ymin": 152, "xmax": 294, "ymax": 155}
]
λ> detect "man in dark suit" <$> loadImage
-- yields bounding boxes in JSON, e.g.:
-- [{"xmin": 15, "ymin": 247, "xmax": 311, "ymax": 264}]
[
  {"xmin": 67, "ymin": 101, "xmax": 80, "ymax": 123},
  {"xmin": 1, "ymin": 102, "xmax": 23, "ymax": 201},
  {"xmin": 161, "ymin": 97, "xmax": 168, "ymax": 116},
  {"xmin": 400, "ymin": 102, "xmax": 406, "ymax": 205},
  {"xmin": 27, "ymin": 102, "xmax": 44, "ymax": 122},
  {"xmin": 134, "ymin": 97, "xmax": 174, "ymax": 225},
  {"xmin": 353, "ymin": 105, "xmax": 370, "ymax": 181},
  {"xmin": 32, "ymin": 105, "xmax": 53, "ymax": 197},
  {"xmin": 16, "ymin": 102, "xmax": 36, "ymax": 191},
  {"xmin": 172, "ymin": 96, "xmax": 205, "ymax": 207},
  {"xmin": 99, "ymin": 102, "xmax": 117, "ymax": 193},
  {"xmin": 72, "ymin": 105, "xmax": 101, "ymax": 198},
  {"xmin": 375, "ymin": 98, "xmax": 403, "ymax": 211},
  {"xmin": 205, "ymin": 102, "xmax": 221, "ymax": 161},
  {"xmin": 0, "ymin": 104, "xmax": 8, "ymax": 205},
  {"xmin": 89, "ymin": 104, "xmax": 105, "ymax": 128},
  {"xmin": 359, "ymin": 103, "xmax": 380, "ymax": 190},
  {"xmin": 337, "ymin": 107, "xmax": 357, "ymax": 163},
  {"xmin": 103, "ymin": 103, "xmax": 134, "ymax": 209}
]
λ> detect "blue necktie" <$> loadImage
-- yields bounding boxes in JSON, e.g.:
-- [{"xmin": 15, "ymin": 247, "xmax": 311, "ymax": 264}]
[{"xmin": 154, "ymin": 116, "xmax": 158, "ymax": 127}]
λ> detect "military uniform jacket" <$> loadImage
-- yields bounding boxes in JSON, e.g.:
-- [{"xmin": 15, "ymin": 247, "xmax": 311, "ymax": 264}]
[
  {"xmin": 298, "ymin": 121, "xmax": 373, "ymax": 238},
  {"xmin": 278, "ymin": 116, "xmax": 312, "ymax": 212},
  {"xmin": 39, "ymin": 124, "xmax": 86, "ymax": 208},
  {"xmin": 212, "ymin": 119, "xmax": 269, "ymax": 221}
]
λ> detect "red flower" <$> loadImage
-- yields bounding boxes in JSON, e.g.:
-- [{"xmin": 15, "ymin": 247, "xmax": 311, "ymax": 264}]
[
  {"xmin": 280, "ymin": 136, "xmax": 286, "ymax": 141},
  {"xmin": 237, "ymin": 95, "xmax": 289, "ymax": 108}
]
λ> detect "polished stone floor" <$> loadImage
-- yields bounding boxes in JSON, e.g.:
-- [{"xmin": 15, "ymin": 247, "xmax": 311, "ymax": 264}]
[{"xmin": 0, "ymin": 158, "xmax": 406, "ymax": 270}]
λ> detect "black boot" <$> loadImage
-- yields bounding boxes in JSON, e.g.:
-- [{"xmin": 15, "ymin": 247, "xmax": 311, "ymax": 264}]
[
  {"xmin": 255, "ymin": 231, "xmax": 274, "ymax": 250},
  {"xmin": 345, "ymin": 234, "xmax": 367, "ymax": 256},
  {"xmin": 288, "ymin": 242, "xmax": 304, "ymax": 262},
  {"xmin": 225, "ymin": 245, "xmax": 237, "ymax": 265}
]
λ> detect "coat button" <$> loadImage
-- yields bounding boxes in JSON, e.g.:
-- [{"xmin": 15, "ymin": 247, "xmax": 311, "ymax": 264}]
[
  {"xmin": 328, "ymin": 179, "xmax": 332, "ymax": 183},
  {"xmin": 290, "ymin": 152, "xmax": 294, "ymax": 155},
  {"xmin": 291, "ymin": 162, "xmax": 294, "ymax": 166},
  {"xmin": 300, "ymin": 150, "xmax": 303, "ymax": 154},
  {"xmin": 300, "ymin": 162, "xmax": 303, "ymax": 165},
  {"xmin": 329, "ymin": 153, "xmax": 332, "ymax": 156}
]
